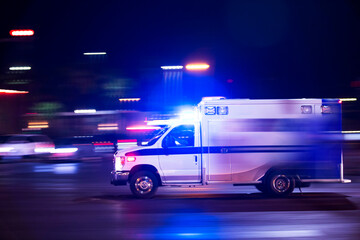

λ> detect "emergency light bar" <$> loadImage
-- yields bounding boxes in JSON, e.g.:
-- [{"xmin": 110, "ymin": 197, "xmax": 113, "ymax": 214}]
[{"xmin": 301, "ymin": 105, "xmax": 312, "ymax": 114}]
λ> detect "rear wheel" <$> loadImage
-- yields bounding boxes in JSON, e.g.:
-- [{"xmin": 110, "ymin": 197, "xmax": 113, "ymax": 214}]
[
  {"xmin": 266, "ymin": 172, "xmax": 295, "ymax": 197},
  {"xmin": 130, "ymin": 171, "xmax": 158, "ymax": 199}
]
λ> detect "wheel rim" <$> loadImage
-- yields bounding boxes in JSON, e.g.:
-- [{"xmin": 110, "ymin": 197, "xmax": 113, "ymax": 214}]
[
  {"xmin": 135, "ymin": 176, "xmax": 153, "ymax": 194},
  {"xmin": 272, "ymin": 175, "xmax": 290, "ymax": 193}
]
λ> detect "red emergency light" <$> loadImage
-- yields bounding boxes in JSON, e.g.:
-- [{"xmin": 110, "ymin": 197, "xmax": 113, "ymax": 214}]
[{"xmin": 10, "ymin": 29, "xmax": 34, "ymax": 37}]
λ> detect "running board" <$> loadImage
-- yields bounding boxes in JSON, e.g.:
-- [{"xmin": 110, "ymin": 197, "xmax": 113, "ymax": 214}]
[{"xmin": 300, "ymin": 179, "xmax": 352, "ymax": 183}]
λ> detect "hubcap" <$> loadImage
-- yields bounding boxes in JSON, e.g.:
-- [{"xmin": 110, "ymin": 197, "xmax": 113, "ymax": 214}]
[
  {"xmin": 135, "ymin": 176, "xmax": 153, "ymax": 194},
  {"xmin": 272, "ymin": 175, "xmax": 290, "ymax": 192}
]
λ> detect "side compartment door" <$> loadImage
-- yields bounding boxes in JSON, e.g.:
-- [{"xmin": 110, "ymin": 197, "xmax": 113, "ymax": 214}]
[
  {"xmin": 158, "ymin": 125, "xmax": 201, "ymax": 183},
  {"xmin": 207, "ymin": 121, "xmax": 232, "ymax": 181}
]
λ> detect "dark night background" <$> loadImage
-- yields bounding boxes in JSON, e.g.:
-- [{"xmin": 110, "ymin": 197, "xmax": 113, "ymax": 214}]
[{"xmin": 0, "ymin": 0, "xmax": 360, "ymax": 111}]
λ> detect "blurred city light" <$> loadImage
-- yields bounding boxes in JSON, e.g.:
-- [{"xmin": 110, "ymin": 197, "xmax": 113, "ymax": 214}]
[
  {"xmin": 339, "ymin": 98, "xmax": 357, "ymax": 102},
  {"xmin": 83, "ymin": 52, "xmax": 107, "ymax": 55},
  {"xmin": 119, "ymin": 98, "xmax": 141, "ymax": 102},
  {"xmin": 126, "ymin": 126, "xmax": 161, "ymax": 131},
  {"xmin": 0, "ymin": 89, "xmax": 28, "ymax": 94},
  {"xmin": 161, "ymin": 66, "xmax": 184, "ymax": 70},
  {"xmin": 185, "ymin": 63, "xmax": 210, "ymax": 70},
  {"xmin": 28, "ymin": 121, "xmax": 49, "ymax": 129},
  {"xmin": 9, "ymin": 29, "xmax": 34, "ymax": 36},
  {"xmin": 342, "ymin": 130, "xmax": 360, "ymax": 134},
  {"xmin": 97, "ymin": 123, "xmax": 119, "ymax": 131},
  {"xmin": 74, "ymin": 109, "xmax": 96, "ymax": 114},
  {"xmin": 51, "ymin": 148, "xmax": 78, "ymax": 153},
  {"xmin": 0, "ymin": 147, "xmax": 14, "ymax": 153},
  {"xmin": 9, "ymin": 66, "xmax": 31, "ymax": 71}
]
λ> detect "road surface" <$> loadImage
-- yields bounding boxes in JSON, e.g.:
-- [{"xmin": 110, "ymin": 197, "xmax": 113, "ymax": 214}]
[{"xmin": 0, "ymin": 158, "xmax": 359, "ymax": 239}]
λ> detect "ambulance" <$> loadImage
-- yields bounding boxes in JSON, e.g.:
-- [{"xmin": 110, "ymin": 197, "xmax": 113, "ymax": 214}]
[{"xmin": 111, "ymin": 97, "xmax": 349, "ymax": 198}]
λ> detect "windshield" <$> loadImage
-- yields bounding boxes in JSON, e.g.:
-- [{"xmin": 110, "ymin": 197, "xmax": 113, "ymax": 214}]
[{"xmin": 142, "ymin": 126, "xmax": 170, "ymax": 146}]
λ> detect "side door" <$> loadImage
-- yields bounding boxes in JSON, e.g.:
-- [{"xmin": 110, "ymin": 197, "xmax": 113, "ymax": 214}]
[{"xmin": 158, "ymin": 124, "xmax": 201, "ymax": 183}]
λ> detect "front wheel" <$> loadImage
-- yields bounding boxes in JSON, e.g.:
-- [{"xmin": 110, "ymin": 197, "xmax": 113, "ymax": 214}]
[
  {"xmin": 266, "ymin": 173, "xmax": 295, "ymax": 197},
  {"xmin": 130, "ymin": 171, "xmax": 158, "ymax": 199}
]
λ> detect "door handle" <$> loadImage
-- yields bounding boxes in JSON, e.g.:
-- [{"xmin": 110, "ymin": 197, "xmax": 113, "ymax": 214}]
[{"xmin": 195, "ymin": 155, "xmax": 198, "ymax": 165}]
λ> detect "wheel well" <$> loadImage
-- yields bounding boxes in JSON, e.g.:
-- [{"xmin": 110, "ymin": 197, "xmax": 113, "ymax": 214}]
[
  {"xmin": 129, "ymin": 165, "xmax": 162, "ymax": 186},
  {"xmin": 263, "ymin": 167, "xmax": 302, "ymax": 186}
]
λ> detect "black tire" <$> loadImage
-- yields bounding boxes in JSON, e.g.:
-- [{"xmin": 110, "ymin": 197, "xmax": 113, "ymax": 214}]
[
  {"xmin": 266, "ymin": 172, "xmax": 295, "ymax": 197},
  {"xmin": 130, "ymin": 171, "xmax": 158, "ymax": 199}
]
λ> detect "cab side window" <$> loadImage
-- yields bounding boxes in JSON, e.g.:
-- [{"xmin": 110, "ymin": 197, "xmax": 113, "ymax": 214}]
[{"xmin": 162, "ymin": 125, "xmax": 194, "ymax": 148}]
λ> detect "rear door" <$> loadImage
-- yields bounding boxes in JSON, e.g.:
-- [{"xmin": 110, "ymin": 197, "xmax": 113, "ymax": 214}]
[{"xmin": 158, "ymin": 125, "xmax": 201, "ymax": 183}]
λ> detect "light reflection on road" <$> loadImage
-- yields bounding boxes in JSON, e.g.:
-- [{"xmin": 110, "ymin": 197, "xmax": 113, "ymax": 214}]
[{"xmin": 33, "ymin": 163, "xmax": 79, "ymax": 174}]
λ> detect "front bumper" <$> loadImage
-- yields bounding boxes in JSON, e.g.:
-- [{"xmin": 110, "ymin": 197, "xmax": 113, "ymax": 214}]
[{"xmin": 110, "ymin": 171, "xmax": 130, "ymax": 186}]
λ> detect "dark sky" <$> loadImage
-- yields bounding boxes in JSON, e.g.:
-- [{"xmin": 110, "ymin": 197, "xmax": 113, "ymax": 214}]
[{"xmin": 1, "ymin": 0, "xmax": 360, "ymax": 110}]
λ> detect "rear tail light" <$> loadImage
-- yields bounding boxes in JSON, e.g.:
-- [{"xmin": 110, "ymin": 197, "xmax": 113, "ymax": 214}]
[{"xmin": 321, "ymin": 105, "xmax": 332, "ymax": 114}]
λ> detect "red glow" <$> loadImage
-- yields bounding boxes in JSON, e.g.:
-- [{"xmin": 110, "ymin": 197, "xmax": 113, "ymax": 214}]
[
  {"xmin": 117, "ymin": 139, "xmax": 137, "ymax": 143},
  {"xmin": 10, "ymin": 29, "xmax": 34, "ymax": 36},
  {"xmin": 126, "ymin": 126, "xmax": 161, "ymax": 131},
  {"xmin": 338, "ymin": 100, "xmax": 342, "ymax": 104},
  {"xmin": 0, "ymin": 89, "xmax": 29, "ymax": 94},
  {"xmin": 93, "ymin": 143, "xmax": 113, "ymax": 146},
  {"xmin": 227, "ymin": 79, "xmax": 234, "ymax": 83}
]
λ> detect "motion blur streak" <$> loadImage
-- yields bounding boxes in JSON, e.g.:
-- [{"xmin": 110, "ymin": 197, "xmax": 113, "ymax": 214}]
[
  {"xmin": 161, "ymin": 66, "xmax": 184, "ymax": 70},
  {"xmin": 0, "ymin": 89, "xmax": 29, "ymax": 94},
  {"xmin": 339, "ymin": 98, "xmax": 357, "ymax": 102},
  {"xmin": 119, "ymin": 98, "xmax": 141, "ymax": 102},
  {"xmin": 50, "ymin": 148, "xmax": 78, "ymax": 153},
  {"xmin": 9, "ymin": 66, "xmax": 31, "ymax": 71},
  {"xmin": 9, "ymin": 29, "xmax": 34, "ymax": 36},
  {"xmin": 126, "ymin": 126, "xmax": 161, "ymax": 130},
  {"xmin": 28, "ymin": 122, "xmax": 48, "ymax": 125},
  {"xmin": 74, "ymin": 109, "xmax": 96, "ymax": 114},
  {"xmin": 83, "ymin": 52, "xmax": 107, "ymax": 55}
]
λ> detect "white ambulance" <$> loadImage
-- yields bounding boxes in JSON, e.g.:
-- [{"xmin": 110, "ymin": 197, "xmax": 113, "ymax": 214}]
[{"xmin": 111, "ymin": 97, "xmax": 349, "ymax": 198}]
